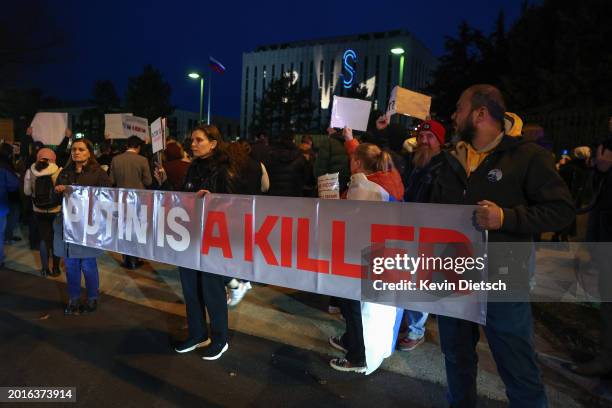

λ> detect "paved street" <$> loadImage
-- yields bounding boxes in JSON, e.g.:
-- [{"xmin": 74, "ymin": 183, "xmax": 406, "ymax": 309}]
[{"xmin": 0, "ymin": 238, "xmax": 600, "ymax": 407}]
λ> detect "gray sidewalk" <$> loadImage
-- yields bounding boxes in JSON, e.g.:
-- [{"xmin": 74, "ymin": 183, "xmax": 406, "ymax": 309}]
[{"xmin": 3, "ymin": 238, "xmax": 592, "ymax": 407}]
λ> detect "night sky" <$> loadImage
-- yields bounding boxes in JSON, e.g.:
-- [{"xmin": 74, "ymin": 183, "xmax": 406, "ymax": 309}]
[{"xmin": 21, "ymin": 0, "xmax": 524, "ymax": 118}]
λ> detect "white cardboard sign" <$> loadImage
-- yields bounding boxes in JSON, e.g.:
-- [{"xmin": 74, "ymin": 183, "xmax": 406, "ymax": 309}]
[
  {"xmin": 30, "ymin": 112, "xmax": 68, "ymax": 145},
  {"xmin": 104, "ymin": 113, "xmax": 149, "ymax": 141},
  {"xmin": 386, "ymin": 86, "xmax": 431, "ymax": 121},
  {"xmin": 151, "ymin": 117, "xmax": 166, "ymax": 154},
  {"xmin": 330, "ymin": 96, "xmax": 372, "ymax": 132}
]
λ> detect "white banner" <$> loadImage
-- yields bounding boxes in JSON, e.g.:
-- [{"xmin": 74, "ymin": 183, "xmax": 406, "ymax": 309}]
[{"xmin": 62, "ymin": 188, "xmax": 488, "ymax": 324}]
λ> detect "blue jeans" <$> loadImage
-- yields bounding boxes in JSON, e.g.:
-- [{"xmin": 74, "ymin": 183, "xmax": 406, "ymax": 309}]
[
  {"xmin": 65, "ymin": 257, "xmax": 99, "ymax": 301},
  {"xmin": 438, "ymin": 302, "xmax": 547, "ymax": 408},
  {"xmin": 0, "ymin": 214, "xmax": 6, "ymax": 264},
  {"xmin": 405, "ymin": 310, "xmax": 428, "ymax": 340}
]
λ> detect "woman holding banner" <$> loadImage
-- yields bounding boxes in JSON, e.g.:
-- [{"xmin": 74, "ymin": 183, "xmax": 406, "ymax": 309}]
[
  {"xmin": 328, "ymin": 140, "xmax": 403, "ymax": 374},
  {"xmin": 54, "ymin": 139, "xmax": 112, "ymax": 315},
  {"xmin": 174, "ymin": 125, "xmax": 239, "ymax": 360}
]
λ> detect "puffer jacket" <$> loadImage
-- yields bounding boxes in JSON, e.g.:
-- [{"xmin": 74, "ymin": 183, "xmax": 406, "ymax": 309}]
[{"xmin": 24, "ymin": 162, "xmax": 62, "ymax": 213}]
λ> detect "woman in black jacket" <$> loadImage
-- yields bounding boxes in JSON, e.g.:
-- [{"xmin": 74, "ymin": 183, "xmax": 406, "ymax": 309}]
[
  {"xmin": 174, "ymin": 125, "xmax": 239, "ymax": 360},
  {"xmin": 54, "ymin": 139, "xmax": 112, "ymax": 315}
]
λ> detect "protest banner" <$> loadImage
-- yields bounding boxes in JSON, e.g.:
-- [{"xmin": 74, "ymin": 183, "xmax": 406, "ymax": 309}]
[
  {"xmin": 330, "ymin": 96, "xmax": 372, "ymax": 131},
  {"xmin": 63, "ymin": 187, "xmax": 488, "ymax": 326},
  {"xmin": 386, "ymin": 86, "xmax": 431, "ymax": 121},
  {"xmin": 30, "ymin": 112, "xmax": 68, "ymax": 145}
]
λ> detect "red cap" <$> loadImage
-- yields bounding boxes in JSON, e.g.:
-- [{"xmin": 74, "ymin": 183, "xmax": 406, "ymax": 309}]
[{"xmin": 417, "ymin": 120, "xmax": 446, "ymax": 146}]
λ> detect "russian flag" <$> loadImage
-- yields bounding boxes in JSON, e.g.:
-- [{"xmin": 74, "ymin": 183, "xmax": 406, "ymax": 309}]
[{"xmin": 209, "ymin": 56, "xmax": 226, "ymax": 74}]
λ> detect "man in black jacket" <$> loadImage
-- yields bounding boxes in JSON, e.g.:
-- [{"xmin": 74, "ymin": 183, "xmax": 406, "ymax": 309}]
[{"xmin": 430, "ymin": 84, "xmax": 574, "ymax": 407}]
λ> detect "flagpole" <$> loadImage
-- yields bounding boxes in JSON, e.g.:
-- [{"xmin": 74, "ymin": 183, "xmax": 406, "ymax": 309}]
[{"xmin": 207, "ymin": 72, "xmax": 212, "ymax": 125}]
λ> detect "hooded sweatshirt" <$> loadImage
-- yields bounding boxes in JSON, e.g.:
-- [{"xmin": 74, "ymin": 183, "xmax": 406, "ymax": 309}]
[{"xmin": 24, "ymin": 162, "xmax": 62, "ymax": 213}]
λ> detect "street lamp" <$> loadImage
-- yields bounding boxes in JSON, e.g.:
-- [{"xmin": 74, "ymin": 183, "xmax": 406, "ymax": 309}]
[
  {"xmin": 390, "ymin": 47, "xmax": 405, "ymax": 88},
  {"xmin": 188, "ymin": 72, "xmax": 204, "ymax": 123}
]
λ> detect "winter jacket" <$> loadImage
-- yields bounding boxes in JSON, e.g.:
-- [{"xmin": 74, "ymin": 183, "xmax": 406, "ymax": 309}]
[
  {"xmin": 53, "ymin": 163, "xmax": 112, "ymax": 259},
  {"xmin": 431, "ymin": 135, "xmax": 574, "ymax": 294},
  {"xmin": 266, "ymin": 142, "xmax": 307, "ymax": 197},
  {"xmin": 404, "ymin": 153, "xmax": 444, "ymax": 203},
  {"xmin": 343, "ymin": 139, "xmax": 405, "ymax": 201},
  {"xmin": 24, "ymin": 162, "xmax": 62, "ymax": 213},
  {"xmin": 347, "ymin": 173, "xmax": 391, "ymax": 201},
  {"xmin": 314, "ymin": 133, "xmax": 350, "ymax": 192},
  {"xmin": 431, "ymin": 135, "xmax": 574, "ymax": 241},
  {"xmin": 0, "ymin": 168, "xmax": 19, "ymax": 217},
  {"xmin": 250, "ymin": 141, "xmax": 271, "ymax": 167},
  {"xmin": 242, "ymin": 158, "xmax": 264, "ymax": 195},
  {"xmin": 182, "ymin": 155, "xmax": 239, "ymax": 194}
]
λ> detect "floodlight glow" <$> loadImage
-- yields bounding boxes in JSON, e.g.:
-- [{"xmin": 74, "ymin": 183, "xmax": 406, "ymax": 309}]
[
  {"xmin": 391, "ymin": 47, "xmax": 405, "ymax": 55},
  {"xmin": 188, "ymin": 72, "xmax": 200, "ymax": 79}
]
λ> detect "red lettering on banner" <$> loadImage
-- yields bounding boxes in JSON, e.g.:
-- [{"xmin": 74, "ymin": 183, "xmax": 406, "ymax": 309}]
[
  {"xmin": 371, "ymin": 224, "xmax": 414, "ymax": 243},
  {"xmin": 417, "ymin": 227, "xmax": 473, "ymax": 285},
  {"xmin": 297, "ymin": 218, "xmax": 329, "ymax": 273},
  {"xmin": 370, "ymin": 224, "xmax": 415, "ymax": 282},
  {"xmin": 243, "ymin": 214, "xmax": 279, "ymax": 265},
  {"xmin": 201, "ymin": 211, "xmax": 233, "ymax": 258},
  {"xmin": 280, "ymin": 217, "xmax": 293, "ymax": 267},
  {"xmin": 331, "ymin": 221, "xmax": 361, "ymax": 278}
]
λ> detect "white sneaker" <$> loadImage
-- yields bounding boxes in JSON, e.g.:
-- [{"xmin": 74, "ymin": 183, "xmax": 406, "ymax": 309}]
[{"xmin": 227, "ymin": 281, "xmax": 251, "ymax": 306}]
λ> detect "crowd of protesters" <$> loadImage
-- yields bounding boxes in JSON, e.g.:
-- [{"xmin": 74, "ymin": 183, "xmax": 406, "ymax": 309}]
[{"xmin": 1, "ymin": 84, "xmax": 611, "ymax": 406}]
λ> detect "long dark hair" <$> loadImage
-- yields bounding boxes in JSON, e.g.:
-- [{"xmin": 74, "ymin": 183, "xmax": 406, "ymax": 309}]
[
  {"xmin": 63, "ymin": 138, "xmax": 99, "ymax": 171},
  {"xmin": 192, "ymin": 125, "xmax": 238, "ymax": 175}
]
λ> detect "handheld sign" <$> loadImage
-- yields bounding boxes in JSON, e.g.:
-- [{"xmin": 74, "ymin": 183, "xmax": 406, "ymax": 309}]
[
  {"xmin": 104, "ymin": 113, "xmax": 149, "ymax": 141},
  {"xmin": 386, "ymin": 86, "xmax": 431, "ymax": 121},
  {"xmin": 104, "ymin": 113, "xmax": 131, "ymax": 139},
  {"xmin": 123, "ymin": 115, "xmax": 149, "ymax": 142},
  {"xmin": 330, "ymin": 96, "xmax": 372, "ymax": 132},
  {"xmin": 30, "ymin": 112, "xmax": 68, "ymax": 145},
  {"xmin": 151, "ymin": 117, "xmax": 166, "ymax": 154}
]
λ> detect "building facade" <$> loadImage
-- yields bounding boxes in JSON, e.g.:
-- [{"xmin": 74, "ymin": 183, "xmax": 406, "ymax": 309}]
[{"xmin": 240, "ymin": 29, "xmax": 437, "ymax": 137}]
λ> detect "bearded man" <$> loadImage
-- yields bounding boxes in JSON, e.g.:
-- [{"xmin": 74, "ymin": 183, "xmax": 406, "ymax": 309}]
[
  {"xmin": 430, "ymin": 84, "xmax": 574, "ymax": 407},
  {"xmin": 404, "ymin": 119, "xmax": 446, "ymax": 203}
]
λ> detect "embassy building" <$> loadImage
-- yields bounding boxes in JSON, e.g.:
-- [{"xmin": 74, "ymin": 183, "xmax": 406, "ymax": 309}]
[{"xmin": 240, "ymin": 29, "xmax": 437, "ymax": 137}]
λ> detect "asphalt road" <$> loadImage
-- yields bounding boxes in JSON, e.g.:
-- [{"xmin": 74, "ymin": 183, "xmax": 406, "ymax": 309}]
[{"xmin": 0, "ymin": 267, "xmax": 505, "ymax": 408}]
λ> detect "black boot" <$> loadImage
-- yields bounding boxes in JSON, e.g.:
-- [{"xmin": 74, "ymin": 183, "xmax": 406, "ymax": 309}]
[
  {"xmin": 50, "ymin": 257, "xmax": 61, "ymax": 277},
  {"xmin": 80, "ymin": 299, "xmax": 98, "ymax": 314},
  {"xmin": 64, "ymin": 299, "xmax": 80, "ymax": 315},
  {"xmin": 40, "ymin": 269, "xmax": 49, "ymax": 277}
]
